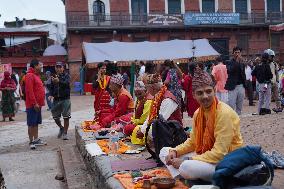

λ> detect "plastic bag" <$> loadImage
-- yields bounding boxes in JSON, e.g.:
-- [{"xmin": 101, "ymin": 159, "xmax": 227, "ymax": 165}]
[{"xmin": 233, "ymin": 162, "xmax": 272, "ymax": 186}]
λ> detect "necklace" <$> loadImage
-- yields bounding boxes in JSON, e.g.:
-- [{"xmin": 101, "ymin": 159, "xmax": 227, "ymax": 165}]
[
  {"xmin": 98, "ymin": 76, "xmax": 107, "ymax": 90},
  {"xmin": 148, "ymin": 85, "xmax": 167, "ymax": 124}
]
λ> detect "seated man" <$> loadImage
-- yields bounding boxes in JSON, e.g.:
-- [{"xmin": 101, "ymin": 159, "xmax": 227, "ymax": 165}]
[
  {"xmin": 100, "ymin": 73, "xmax": 135, "ymax": 128},
  {"xmin": 138, "ymin": 73, "xmax": 183, "ymax": 136},
  {"xmin": 159, "ymin": 67, "xmax": 244, "ymax": 182},
  {"xmin": 122, "ymin": 81, "xmax": 153, "ymax": 145}
]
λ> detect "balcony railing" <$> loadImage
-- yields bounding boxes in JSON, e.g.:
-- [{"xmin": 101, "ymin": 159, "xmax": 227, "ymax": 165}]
[
  {"xmin": 67, "ymin": 11, "xmax": 284, "ymax": 29},
  {"xmin": 0, "ymin": 49, "xmax": 44, "ymax": 58}
]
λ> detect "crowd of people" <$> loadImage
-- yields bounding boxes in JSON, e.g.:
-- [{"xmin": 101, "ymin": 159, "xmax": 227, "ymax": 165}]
[
  {"xmin": 1, "ymin": 45, "xmax": 283, "ymax": 186},
  {"xmin": 88, "ymin": 46, "xmax": 282, "ymax": 186}
]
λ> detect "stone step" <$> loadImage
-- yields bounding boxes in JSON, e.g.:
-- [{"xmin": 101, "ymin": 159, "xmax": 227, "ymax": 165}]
[{"xmin": 58, "ymin": 144, "xmax": 94, "ymax": 189}]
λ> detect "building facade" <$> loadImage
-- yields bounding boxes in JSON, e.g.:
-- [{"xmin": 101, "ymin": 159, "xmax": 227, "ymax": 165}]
[
  {"xmin": 0, "ymin": 29, "xmax": 65, "ymax": 73},
  {"xmin": 65, "ymin": 0, "xmax": 284, "ymax": 82}
]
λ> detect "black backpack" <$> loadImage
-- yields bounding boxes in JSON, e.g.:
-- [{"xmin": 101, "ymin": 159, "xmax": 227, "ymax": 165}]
[{"xmin": 145, "ymin": 115, "xmax": 188, "ymax": 165}]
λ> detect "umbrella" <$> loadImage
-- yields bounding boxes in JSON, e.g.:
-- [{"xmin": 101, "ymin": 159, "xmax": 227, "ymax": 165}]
[{"xmin": 43, "ymin": 44, "xmax": 67, "ymax": 56}]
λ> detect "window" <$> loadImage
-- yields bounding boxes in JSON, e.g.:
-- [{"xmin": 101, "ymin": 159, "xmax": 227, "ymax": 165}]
[
  {"xmin": 131, "ymin": 0, "xmax": 147, "ymax": 23},
  {"xmin": 131, "ymin": 0, "xmax": 147, "ymax": 15},
  {"xmin": 93, "ymin": 0, "xmax": 105, "ymax": 21},
  {"xmin": 267, "ymin": 0, "xmax": 280, "ymax": 12},
  {"xmin": 202, "ymin": 0, "xmax": 215, "ymax": 12},
  {"xmin": 235, "ymin": 0, "xmax": 247, "ymax": 13},
  {"xmin": 168, "ymin": 0, "xmax": 181, "ymax": 14},
  {"xmin": 271, "ymin": 34, "xmax": 280, "ymax": 50},
  {"xmin": 237, "ymin": 35, "xmax": 249, "ymax": 51}
]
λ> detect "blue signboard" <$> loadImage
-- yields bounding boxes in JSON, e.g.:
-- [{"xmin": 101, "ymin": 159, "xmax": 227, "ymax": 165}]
[{"xmin": 184, "ymin": 13, "xmax": 240, "ymax": 25}]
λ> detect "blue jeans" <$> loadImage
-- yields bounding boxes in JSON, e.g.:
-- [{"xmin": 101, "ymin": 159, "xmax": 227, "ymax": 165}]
[{"xmin": 46, "ymin": 93, "xmax": 53, "ymax": 110}]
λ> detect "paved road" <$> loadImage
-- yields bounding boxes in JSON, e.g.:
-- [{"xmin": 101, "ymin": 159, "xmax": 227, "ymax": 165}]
[{"xmin": 0, "ymin": 96, "xmax": 94, "ymax": 189}]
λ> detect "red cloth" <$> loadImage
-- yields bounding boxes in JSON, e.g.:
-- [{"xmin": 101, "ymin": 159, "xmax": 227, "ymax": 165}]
[
  {"xmin": 0, "ymin": 71, "xmax": 16, "ymax": 90},
  {"xmin": 94, "ymin": 76, "xmax": 112, "ymax": 122},
  {"xmin": 182, "ymin": 74, "xmax": 200, "ymax": 117},
  {"xmin": 101, "ymin": 93, "xmax": 133, "ymax": 128},
  {"xmin": 25, "ymin": 67, "xmax": 45, "ymax": 108},
  {"xmin": 123, "ymin": 123, "xmax": 136, "ymax": 136}
]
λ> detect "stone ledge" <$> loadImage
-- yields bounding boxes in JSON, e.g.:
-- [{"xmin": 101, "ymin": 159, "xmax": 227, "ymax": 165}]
[
  {"xmin": 75, "ymin": 126, "xmax": 124, "ymax": 189},
  {"xmin": 0, "ymin": 168, "xmax": 5, "ymax": 189}
]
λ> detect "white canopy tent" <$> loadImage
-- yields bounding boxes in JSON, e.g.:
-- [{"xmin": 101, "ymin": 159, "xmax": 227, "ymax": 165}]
[{"xmin": 82, "ymin": 39, "xmax": 219, "ymax": 64}]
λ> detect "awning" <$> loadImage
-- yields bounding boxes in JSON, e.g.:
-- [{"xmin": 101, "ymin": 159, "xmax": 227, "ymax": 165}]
[
  {"xmin": 43, "ymin": 45, "xmax": 67, "ymax": 56},
  {"xmin": 4, "ymin": 37, "xmax": 40, "ymax": 47},
  {"xmin": 82, "ymin": 39, "xmax": 219, "ymax": 64},
  {"xmin": 269, "ymin": 23, "xmax": 284, "ymax": 32}
]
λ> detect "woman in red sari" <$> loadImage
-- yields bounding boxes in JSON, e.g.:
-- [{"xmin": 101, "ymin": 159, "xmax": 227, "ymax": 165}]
[
  {"xmin": 93, "ymin": 62, "xmax": 112, "ymax": 123},
  {"xmin": 182, "ymin": 63, "xmax": 199, "ymax": 117},
  {"xmin": 0, "ymin": 71, "xmax": 16, "ymax": 121}
]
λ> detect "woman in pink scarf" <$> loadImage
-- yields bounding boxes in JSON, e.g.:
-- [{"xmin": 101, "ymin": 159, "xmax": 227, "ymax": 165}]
[{"xmin": 0, "ymin": 71, "xmax": 16, "ymax": 121}]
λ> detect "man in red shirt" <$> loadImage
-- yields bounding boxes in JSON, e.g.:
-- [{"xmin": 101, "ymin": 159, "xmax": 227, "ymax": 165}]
[{"xmin": 25, "ymin": 59, "xmax": 46, "ymax": 150}]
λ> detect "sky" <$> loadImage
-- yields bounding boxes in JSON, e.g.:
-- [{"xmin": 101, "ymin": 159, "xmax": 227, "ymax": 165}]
[{"xmin": 0, "ymin": 0, "xmax": 66, "ymax": 27}]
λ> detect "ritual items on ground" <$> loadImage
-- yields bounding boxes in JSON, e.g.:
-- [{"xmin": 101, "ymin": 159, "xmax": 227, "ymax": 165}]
[
  {"xmin": 81, "ymin": 120, "xmax": 123, "ymax": 132},
  {"xmin": 114, "ymin": 168, "xmax": 188, "ymax": 189},
  {"xmin": 96, "ymin": 139, "xmax": 130, "ymax": 154}
]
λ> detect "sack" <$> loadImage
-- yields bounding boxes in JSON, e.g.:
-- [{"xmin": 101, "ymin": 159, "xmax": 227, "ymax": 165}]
[{"xmin": 145, "ymin": 115, "xmax": 187, "ymax": 164}]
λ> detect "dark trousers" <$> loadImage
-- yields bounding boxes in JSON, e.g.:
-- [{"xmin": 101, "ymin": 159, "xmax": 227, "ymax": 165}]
[{"xmin": 245, "ymin": 80, "xmax": 254, "ymax": 105}]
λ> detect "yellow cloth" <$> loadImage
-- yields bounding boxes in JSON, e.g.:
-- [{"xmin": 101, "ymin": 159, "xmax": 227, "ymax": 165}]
[
  {"xmin": 131, "ymin": 99, "xmax": 152, "ymax": 125},
  {"xmin": 173, "ymin": 101, "xmax": 243, "ymax": 164},
  {"xmin": 130, "ymin": 99, "xmax": 152, "ymax": 145}
]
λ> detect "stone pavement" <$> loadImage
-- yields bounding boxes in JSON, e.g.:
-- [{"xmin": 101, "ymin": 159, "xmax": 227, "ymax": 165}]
[
  {"xmin": 0, "ymin": 151, "xmax": 64, "ymax": 189},
  {"xmin": 0, "ymin": 96, "xmax": 95, "ymax": 189}
]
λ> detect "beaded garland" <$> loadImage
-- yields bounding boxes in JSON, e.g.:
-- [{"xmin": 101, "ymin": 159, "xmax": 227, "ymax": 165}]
[
  {"xmin": 148, "ymin": 85, "xmax": 167, "ymax": 124},
  {"xmin": 98, "ymin": 75, "xmax": 107, "ymax": 90}
]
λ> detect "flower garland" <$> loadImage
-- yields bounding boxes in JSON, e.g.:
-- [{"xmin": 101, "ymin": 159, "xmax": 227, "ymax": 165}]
[
  {"xmin": 98, "ymin": 75, "xmax": 107, "ymax": 90},
  {"xmin": 148, "ymin": 85, "xmax": 167, "ymax": 124}
]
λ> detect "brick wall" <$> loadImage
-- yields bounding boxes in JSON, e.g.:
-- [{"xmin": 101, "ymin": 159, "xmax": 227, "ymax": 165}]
[
  {"xmin": 110, "ymin": 0, "xmax": 129, "ymax": 12},
  {"xmin": 218, "ymin": 0, "xmax": 233, "ymax": 12},
  {"xmin": 251, "ymin": 0, "xmax": 264, "ymax": 12},
  {"xmin": 65, "ymin": 0, "xmax": 88, "ymax": 12},
  {"xmin": 149, "ymin": 0, "xmax": 164, "ymax": 12},
  {"xmin": 69, "ymin": 61, "xmax": 81, "ymax": 83},
  {"xmin": 185, "ymin": 0, "xmax": 200, "ymax": 12}
]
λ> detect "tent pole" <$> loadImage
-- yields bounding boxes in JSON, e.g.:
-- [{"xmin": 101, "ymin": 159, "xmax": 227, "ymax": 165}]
[{"xmin": 130, "ymin": 62, "xmax": 135, "ymax": 96}]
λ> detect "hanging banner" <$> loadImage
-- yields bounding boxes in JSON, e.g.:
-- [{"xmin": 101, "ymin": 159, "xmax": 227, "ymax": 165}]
[
  {"xmin": 0, "ymin": 63, "xmax": 12, "ymax": 82},
  {"xmin": 148, "ymin": 14, "xmax": 183, "ymax": 26},
  {"xmin": 269, "ymin": 23, "xmax": 284, "ymax": 31},
  {"xmin": 184, "ymin": 13, "xmax": 240, "ymax": 25}
]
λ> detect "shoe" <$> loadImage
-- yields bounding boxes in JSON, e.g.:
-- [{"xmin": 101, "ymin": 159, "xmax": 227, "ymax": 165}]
[
  {"xmin": 30, "ymin": 142, "xmax": 36, "ymax": 150},
  {"xmin": 272, "ymin": 108, "xmax": 283, "ymax": 113},
  {"xmin": 259, "ymin": 108, "xmax": 266, "ymax": 115},
  {"xmin": 265, "ymin": 109, "xmax": 271, "ymax": 114},
  {"xmin": 33, "ymin": 138, "xmax": 47, "ymax": 146},
  {"xmin": 62, "ymin": 133, "xmax": 69, "ymax": 140},
  {"xmin": 57, "ymin": 127, "xmax": 64, "ymax": 138},
  {"xmin": 9, "ymin": 118, "xmax": 15, "ymax": 121}
]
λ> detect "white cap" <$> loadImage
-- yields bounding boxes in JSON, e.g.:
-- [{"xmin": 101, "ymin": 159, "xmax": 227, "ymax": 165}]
[{"xmin": 264, "ymin": 49, "xmax": 275, "ymax": 56}]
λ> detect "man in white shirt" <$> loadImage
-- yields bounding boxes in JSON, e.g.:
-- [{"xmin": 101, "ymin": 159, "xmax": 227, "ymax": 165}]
[
  {"xmin": 138, "ymin": 61, "xmax": 145, "ymax": 77},
  {"xmin": 264, "ymin": 49, "xmax": 282, "ymax": 113},
  {"xmin": 245, "ymin": 62, "xmax": 254, "ymax": 106}
]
